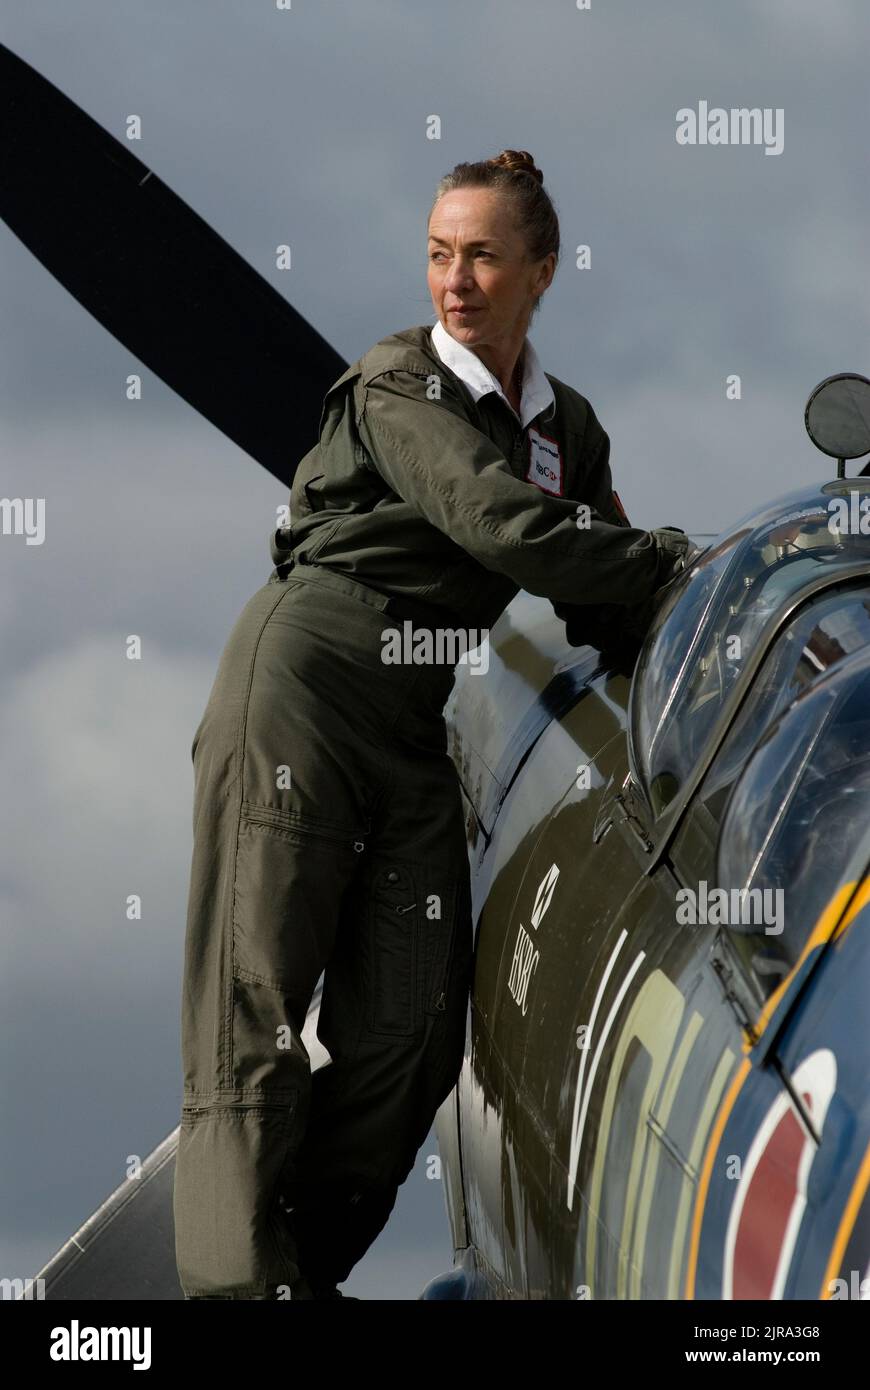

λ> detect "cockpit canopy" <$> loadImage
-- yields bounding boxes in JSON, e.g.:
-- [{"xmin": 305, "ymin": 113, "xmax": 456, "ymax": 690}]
[
  {"xmin": 629, "ymin": 481, "xmax": 870, "ymax": 818},
  {"xmin": 717, "ymin": 643, "xmax": 870, "ymax": 975}
]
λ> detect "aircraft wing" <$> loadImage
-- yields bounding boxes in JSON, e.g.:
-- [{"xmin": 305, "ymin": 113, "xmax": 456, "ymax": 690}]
[
  {"xmin": 25, "ymin": 984, "xmax": 328, "ymax": 1300},
  {"xmin": 27, "ymin": 1129, "xmax": 184, "ymax": 1302}
]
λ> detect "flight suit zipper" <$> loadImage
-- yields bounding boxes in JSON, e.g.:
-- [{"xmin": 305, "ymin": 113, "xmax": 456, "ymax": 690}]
[
  {"xmin": 422, "ymin": 891, "xmax": 459, "ymax": 1016},
  {"xmin": 391, "ymin": 895, "xmax": 453, "ymax": 1011}
]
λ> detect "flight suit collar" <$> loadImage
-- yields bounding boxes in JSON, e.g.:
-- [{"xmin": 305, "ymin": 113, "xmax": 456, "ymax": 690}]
[{"xmin": 430, "ymin": 318, "xmax": 555, "ymax": 429}]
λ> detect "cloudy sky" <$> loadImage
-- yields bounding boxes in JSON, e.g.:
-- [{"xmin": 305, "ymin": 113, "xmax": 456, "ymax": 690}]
[{"xmin": 2, "ymin": 0, "xmax": 868, "ymax": 1298}]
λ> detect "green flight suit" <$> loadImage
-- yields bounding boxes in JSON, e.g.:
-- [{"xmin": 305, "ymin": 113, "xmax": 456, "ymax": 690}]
[
  {"xmin": 173, "ymin": 322, "xmax": 690, "ymax": 1299},
  {"xmin": 283, "ymin": 324, "xmax": 687, "ymax": 634}
]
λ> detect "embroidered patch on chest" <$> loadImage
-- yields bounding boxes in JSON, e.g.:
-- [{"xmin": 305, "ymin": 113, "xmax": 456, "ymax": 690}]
[{"xmin": 526, "ymin": 427, "xmax": 563, "ymax": 496}]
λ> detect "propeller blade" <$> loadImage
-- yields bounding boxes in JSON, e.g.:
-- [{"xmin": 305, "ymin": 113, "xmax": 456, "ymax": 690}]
[{"xmin": 0, "ymin": 44, "xmax": 347, "ymax": 488}]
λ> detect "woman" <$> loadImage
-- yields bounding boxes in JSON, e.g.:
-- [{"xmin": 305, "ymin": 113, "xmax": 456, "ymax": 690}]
[{"xmin": 173, "ymin": 149, "xmax": 692, "ymax": 1300}]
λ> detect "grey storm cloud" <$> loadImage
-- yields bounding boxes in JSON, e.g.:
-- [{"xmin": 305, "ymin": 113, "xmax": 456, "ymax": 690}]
[{"xmin": 2, "ymin": 0, "xmax": 868, "ymax": 1295}]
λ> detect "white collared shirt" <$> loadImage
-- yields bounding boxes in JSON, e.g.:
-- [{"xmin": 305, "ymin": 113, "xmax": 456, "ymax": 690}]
[{"xmin": 430, "ymin": 317, "xmax": 555, "ymax": 430}]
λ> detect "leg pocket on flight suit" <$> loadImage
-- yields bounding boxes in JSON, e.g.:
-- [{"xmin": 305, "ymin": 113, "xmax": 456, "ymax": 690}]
[
  {"xmin": 231, "ymin": 805, "xmax": 367, "ymax": 1088},
  {"xmin": 363, "ymin": 864, "xmax": 459, "ymax": 1041},
  {"xmin": 364, "ymin": 863, "xmax": 419, "ymax": 1040}
]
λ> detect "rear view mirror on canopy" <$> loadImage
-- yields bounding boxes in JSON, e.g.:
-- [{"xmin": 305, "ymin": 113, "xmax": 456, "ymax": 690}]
[{"xmin": 805, "ymin": 374, "xmax": 870, "ymax": 477}]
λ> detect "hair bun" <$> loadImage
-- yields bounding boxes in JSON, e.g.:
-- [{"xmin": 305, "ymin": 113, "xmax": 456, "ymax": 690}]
[{"xmin": 487, "ymin": 148, "xmax": 543, "ymax": 184}]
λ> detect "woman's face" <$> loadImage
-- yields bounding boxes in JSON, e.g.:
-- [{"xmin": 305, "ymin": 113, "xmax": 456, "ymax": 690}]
[{"xmin": 427, "ymin": 187, "xmax": 555, "ymax": 351}]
